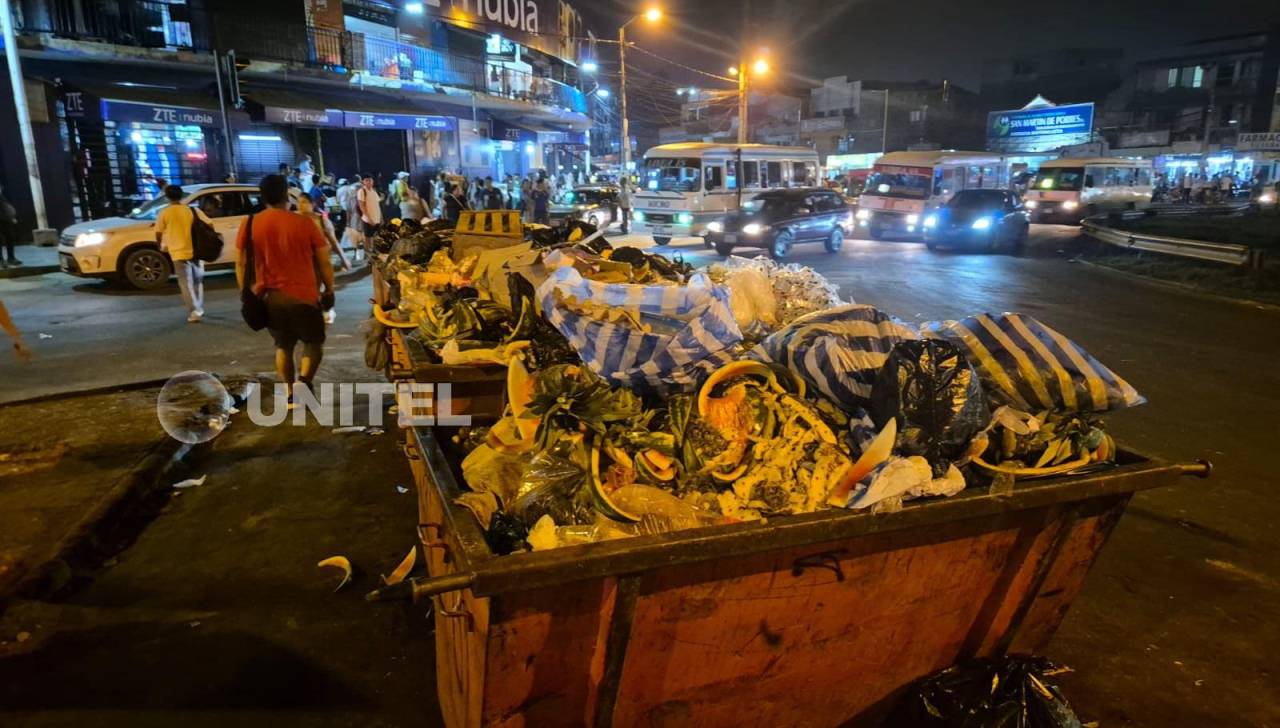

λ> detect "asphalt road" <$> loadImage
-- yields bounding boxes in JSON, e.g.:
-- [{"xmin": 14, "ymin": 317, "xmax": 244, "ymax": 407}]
[{"xmin": 1, "ymin": 225, "xmax": 1277, "ymax": 725}]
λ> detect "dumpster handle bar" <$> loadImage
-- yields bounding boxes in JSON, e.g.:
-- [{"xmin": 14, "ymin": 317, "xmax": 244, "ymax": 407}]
[
  {"xmin": 365, "ymin": 571, "xmax": 476, "ymax": 603},
  {"xmin": 1179, "ymin": 460, "xmax": 1212, "ymax": 479}
]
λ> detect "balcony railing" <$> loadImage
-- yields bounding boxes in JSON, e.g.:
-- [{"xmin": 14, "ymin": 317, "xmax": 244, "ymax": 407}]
[{"xmin": 16, "ymin": 0, "xmax": 205, "ymax": 50}]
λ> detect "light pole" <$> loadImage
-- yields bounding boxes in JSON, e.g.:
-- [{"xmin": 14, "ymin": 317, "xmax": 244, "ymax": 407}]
[
  {"xmin": 619, "ymin": 7, "xmax": 661, "ymax": 180},
  {"xmin": 730, "ymin": 57, "xmax": 769, "ymax": 144},
  {"xmin": 1, "ymin": 0, "xmax": 54, "ymax": 242}
]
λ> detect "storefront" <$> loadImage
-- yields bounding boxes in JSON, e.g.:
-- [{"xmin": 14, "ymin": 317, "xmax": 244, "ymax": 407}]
[{"xmin": 59, "ymin": 86, "xmax": 246, "ymax": 219}]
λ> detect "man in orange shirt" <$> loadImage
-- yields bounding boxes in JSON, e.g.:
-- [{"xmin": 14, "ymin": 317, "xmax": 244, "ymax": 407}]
[{"xmin": 236, "ymin": 175, "xmax": 336, "ymax": 395}]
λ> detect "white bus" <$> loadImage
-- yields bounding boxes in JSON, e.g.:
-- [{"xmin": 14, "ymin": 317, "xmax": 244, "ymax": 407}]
[
  {"xmin": 854, "ymin": 151, "xmax": 1009, "ymax": 239},
  {"xmin": 632, "ymin": 143, "xmax": 821, "ymax": 245},
  {"xmin": 1024, "ymin": 157, "xmax": 1153, "ymax": 223}
]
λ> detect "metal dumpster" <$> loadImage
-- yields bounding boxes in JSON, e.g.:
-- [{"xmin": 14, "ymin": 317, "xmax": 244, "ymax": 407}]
[{"xmin": 398, "ymin": 423, "xmax": 1207, "ymax": 728}]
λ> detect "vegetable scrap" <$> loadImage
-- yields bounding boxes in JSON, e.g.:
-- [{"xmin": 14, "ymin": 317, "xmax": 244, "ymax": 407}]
[
  {"xmin": 370, "ymin": 216, "xmax": 1146, "ymax": 555},
  {"xmin": 317, "ymin": 556, "xmax": 354, "ymax": 592}
]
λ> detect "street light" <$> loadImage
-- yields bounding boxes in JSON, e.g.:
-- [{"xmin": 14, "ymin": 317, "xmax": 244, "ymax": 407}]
[
  {"xmin": 596, "ymin": 88, "xmax": 611, "ymax": 98},
  {"xmin": 735, "ymin": 56, "xmax": 770, "ymax": 143},
  {"xmin": 581, "ymin": 60, "xmax": 598, "ymax": 73},
  {"xmin": 619, "ymin": 7, "xmax": 662, "ymax": 179}
]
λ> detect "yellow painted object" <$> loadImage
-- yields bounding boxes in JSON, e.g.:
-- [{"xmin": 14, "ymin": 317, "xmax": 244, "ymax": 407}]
[{"xmin": 372, "ymin": 304, "xmax": 418, "ymax": 329}]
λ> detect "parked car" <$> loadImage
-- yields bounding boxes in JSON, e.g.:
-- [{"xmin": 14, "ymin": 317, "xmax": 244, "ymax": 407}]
[
  {"xmin": 549, "ymin": 185, "xmax": 619, "ymax": 229},
  {"xmin": 58, "ymin": 184, "xmax": 298, "ymax": 289},
  {"xmin": 705, "ymin": 188, "xmax": 853, "ymax": 259},
  {"xmin": 922, "ymin": 189, "xmax": 1030, "ymax": 254}
]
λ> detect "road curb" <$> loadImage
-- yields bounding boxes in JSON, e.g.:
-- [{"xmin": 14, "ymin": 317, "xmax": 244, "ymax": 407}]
[
  {"xmin": 0, "ymin": 377, "xmax": 176, "ymax": 408},
  {"xmin": 1072, "ymin": 257, "xmax": 1280, "ymax": 313},
  {"xmin": 1, "ymin": 434, "xmax": 200, "ymax": 607},
  {"xmin": 0, "ymin": 265, "xmax": 60, "ymax": 280}
]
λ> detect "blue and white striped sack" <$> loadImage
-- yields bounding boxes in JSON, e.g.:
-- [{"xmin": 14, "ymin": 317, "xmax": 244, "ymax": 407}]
[
  {"xmin": 749, "ymin": 304, "xmax": 920, "ymax": 413},
  {"xmin": 537, "ymin": 267, "xmax": 743, "ymax": 396},
  {"xmin": 923, "ymin": 312, "xmax": 1145, "ymax": 413}
]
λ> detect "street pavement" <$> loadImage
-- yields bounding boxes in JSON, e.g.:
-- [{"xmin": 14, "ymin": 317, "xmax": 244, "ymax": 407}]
[{"xmin": 0, "ymin": 224, "xmax": 1277, "ymax": 725}]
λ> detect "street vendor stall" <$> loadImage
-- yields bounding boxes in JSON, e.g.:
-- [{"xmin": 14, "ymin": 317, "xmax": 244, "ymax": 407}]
[{"xmin": 363, "ymin": 213, "xmax": 1209, "ymax": 727}]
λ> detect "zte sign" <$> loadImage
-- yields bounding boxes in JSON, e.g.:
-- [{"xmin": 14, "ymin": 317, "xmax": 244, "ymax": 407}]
[{"xmin": 425, "ymin": 0, "xmax": 542, "ymax": 33}]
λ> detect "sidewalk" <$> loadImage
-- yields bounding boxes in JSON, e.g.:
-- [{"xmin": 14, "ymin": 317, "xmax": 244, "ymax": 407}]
[{"xmin": 0, "ymin": 245, "xmax": 59, "ymax": 280}]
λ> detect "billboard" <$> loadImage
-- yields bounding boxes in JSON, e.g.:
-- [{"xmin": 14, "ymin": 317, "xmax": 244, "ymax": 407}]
[
  {"xmin": 1238, "ymin": 132, "xmax": 1280, "ymax": 152},
  {"xmin": 987, "ymin": 102, "xmax": 1094, "ymax": 153}
]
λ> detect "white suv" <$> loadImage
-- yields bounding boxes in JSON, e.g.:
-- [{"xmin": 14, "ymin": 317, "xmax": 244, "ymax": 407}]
[{"xmin": 58, "ymin": 183, "xmax": 296, "ymax": 290}]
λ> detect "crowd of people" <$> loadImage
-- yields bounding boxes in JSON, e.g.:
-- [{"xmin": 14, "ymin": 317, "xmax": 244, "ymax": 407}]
[{"xmin": 1153, "ymin": 170, "xmax": 1279, "ymax": 205}]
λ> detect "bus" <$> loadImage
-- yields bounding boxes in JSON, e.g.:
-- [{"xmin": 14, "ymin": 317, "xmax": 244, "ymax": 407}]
[
  {"xmin": 1024, "ymin": 157, "xmax": 1153, "ymax": 223},
  {"xmin": 855, "ymin": 151, "xmax": 1008, "ymax": 239},
  {"xmin": 632, "ymin": 143, "xmax": 821, "ymax": 245}
]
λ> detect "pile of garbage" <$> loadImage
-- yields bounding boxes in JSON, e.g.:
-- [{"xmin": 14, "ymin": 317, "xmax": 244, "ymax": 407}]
[{"xmin": 369, "ymin": 217, "xmax": 1146, "ymax": 555}]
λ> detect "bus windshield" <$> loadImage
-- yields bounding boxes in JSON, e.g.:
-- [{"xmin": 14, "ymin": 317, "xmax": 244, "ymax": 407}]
[
  {"xmin": 643, "ymin": 158, "xmax": 702, "ymax": 192},
  {"xmin": 1034, "ymin": 168, "xmax": 1085, "ymax": 192},
  {"xmin": 864, "ymin": 171, "xmax": 931, "ymax": 199}
]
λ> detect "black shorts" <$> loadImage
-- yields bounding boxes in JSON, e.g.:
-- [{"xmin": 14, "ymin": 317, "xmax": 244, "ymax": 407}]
[{"xmin": 265, "ymin": 293, "xmax": 325, "ymax": 349}]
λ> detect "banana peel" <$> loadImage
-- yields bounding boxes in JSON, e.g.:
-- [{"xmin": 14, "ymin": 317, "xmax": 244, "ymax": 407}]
[
  {"xmin": 317, "ymin": 556, "xmax": 354, "ymax": 592},
  {"xmin": 381, "ymin": 547, "xmax": 418, "ymax": 586}
]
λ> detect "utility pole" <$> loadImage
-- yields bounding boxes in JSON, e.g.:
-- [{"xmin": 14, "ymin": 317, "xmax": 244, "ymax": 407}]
[
  {"xmin": 619, "ymin": 23, "xmax": 629, "ymax": 179},
  {"xmin": 881, "ymin": 89, "xmax": 889, "ymax": 153},
  {"xmin": 738, "ymin": 58, "xmax": 749, "ymax": 144},
  {"xmin": 1, "ymin": 0, "xmax": 54, "ymax": 242}
]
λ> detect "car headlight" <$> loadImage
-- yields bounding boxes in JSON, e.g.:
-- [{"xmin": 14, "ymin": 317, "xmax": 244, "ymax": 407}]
[
  {"xmin": 707, "ymin": 221, "xmax": 724, "ymax": 233},
  {"xmin": 1024, "ymin": 199, "xmax": 1038, "ymax": 209},
  {"xmin": 906, "ymin": 213, "xmax": 919, "ymax": 225},
  {"xmin": 971, "ymin": 217, "xmax": 992, "ymax": 230},
  {"xmin": 676, "ymin": 212, "xmax": 693, "ymax": 225},
  {"xmin": 742, "ymin": 222, "xmax": 765, "ymax": 235},
  {"xmin": 855, "ymin": 209, "xmax": 871, "ymax": 221},
  {"xmin": 923, "ymin": 215, "xmax": 938, "ymax": 228},
  {"xmin": 1259, "ymin": 193, "xmax": 1276, "ymax": 205},
  {"xmin": 1062, "ymin": 200, "xmax": 1079, "ymax": 211},
  {"xmin": 75, "ymin": 232, "xmax": 106, "ymax": 247},
  {"xmin": 633, "ymin": 210, "xmax": 645, "ymax": 222}
]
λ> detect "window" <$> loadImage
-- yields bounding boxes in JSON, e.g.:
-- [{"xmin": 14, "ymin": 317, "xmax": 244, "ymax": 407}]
[
  {"xmin": 815, "ymin": 193, "xmax": 841, "ymax": 212},
  {"xmin": 642, "ymin": 157, "xmax": 702, "ymax": 192},
  {"xmin": 765, "ymin": 161, "xmax": 783, "ymax": 188},
  {"xmin": 792, "ymin": 161, "xmax": 810, "ymax": 185},
  {"xmin": 196, "ymin": 192, "xmax": 254, "ymax": 218},
  {"xmin": 1167, "ymin": 68, "xmax": 1178, "ymax": 89},
  {"xmin": 1216, "ymin": 62, "xmax": 1237, "ymax": 88},
  {"xmin": 704, "ymin": 165, "xmax": 723, "ymax": 191},
  {"xmin": 909, "ymin": 109, "xmax": 925, "ymax": 123},
  {"xmin": 1192, "ymin": 65, "xmax": 1204, "ymax": 88},
  {"xmin": 1136, "ymin": 169, "xmax": 1153, "ymax": 186},
  {"xmin": 742, "ymin": 161, "xmax": 760, "ymax": 188}
]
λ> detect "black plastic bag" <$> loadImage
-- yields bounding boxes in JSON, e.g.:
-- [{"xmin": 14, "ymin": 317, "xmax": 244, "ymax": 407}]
[
  {"xmin": 887, "ymin": 655, "xmax": 1082, "ymax": 728},
  {"xmin": 871, "ymin": 339, "xmax": 990, "ymax": 477}
]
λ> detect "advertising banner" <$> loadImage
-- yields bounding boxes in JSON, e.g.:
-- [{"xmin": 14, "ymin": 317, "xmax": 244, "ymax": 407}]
[
  {"xmin": 101, "ymin": 100, "xmax": 248, "ymax": 128},
  {"xmin": 342, "ymin": 111, "xmax": 457, "ymax": 131},
  {"xmin": 426, "ymin": 0, "xmax": 564, "ymax": 59},
  {"xmin": 265, "ymin": 107, "xmax": 345, "ymax": 127},
  {"xmin": 987, "ymin": 102, "xmax": 1094, "ymax": 153}
]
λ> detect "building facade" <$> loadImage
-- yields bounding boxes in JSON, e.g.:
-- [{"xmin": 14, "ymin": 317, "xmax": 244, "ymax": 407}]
[
  {"xmin": 1099, "ymin": 29, "xmax": 1280, "ymax": 181},
  {"xmin": 1, "ymin": 0, "xmax": 597, "ymax": 232}
]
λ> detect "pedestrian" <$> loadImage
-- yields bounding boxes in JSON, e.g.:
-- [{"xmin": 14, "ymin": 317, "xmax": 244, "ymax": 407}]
[
  {"xmin": 388, "ymin": 172, "xmax": 410, "ymax": 217},
  {"xmin": 236, "ymin": 174, "xmax": 336, "ymax": 401},
  {"xmin": 0, "ymin": 296, "xmax": 31, "ymax": 361},
  {"xmin": 1218, "ymin": 171, "xmax": 1234, "ymax": 203},
  {"xmin": 0, "ymin": 184, "xmax": 21, "ymax": 268},
  {"xmin": 443, "ymin": 183, "xmax": 470, "ymax": 223},
  {"xmin": 400, "ymin": 187, "xmax": 428, "ymax": 221},
  {"xmin": 417, "ymin": 172, "xmax": 435, "ymax": 214},
  {"xmin": 298, "ymin": 194, "xmax": 351, "ymax": 273},
  {"xmin": 357, "ymin": 174, "xmax": 383, "ymax": 247},
  {"xmin": 531, "ymin": 177, "xmax": 551, "ymax": 225},
  {"xmin": 520, "ymin": 174, "xmax": 534, "ymax": 222},
  {"xmin": 483, "ymin": 177, "xmax": 505, "ymax": 210},
  {"xmin": 298, "ymin": 154, "xmax": 314, "ymax": 192},
  {"xmin": 308, "ymin": 174, "xmax": 326, "ymax": 208},
  {"xmin": 617, "ymin": 177, "xmax": 633, "ymax": 234},
  {"xmin": 1180, "ymin": 172, "xmax": 1193, "ymax": 204},
  {"xmin": 154, "ymin": 184, "xmax": 211, "ymax": 323}
]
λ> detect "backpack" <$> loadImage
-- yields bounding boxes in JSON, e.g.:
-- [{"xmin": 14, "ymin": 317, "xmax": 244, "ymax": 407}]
[{"xmin": 190, "ymin": 209, "xmax": 223, "ymax": 262}]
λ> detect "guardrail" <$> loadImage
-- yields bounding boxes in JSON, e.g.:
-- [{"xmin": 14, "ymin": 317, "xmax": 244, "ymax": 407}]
[{"xmin": 1080, "ymin": 210, "xmax": 1265, "ymax": 269}]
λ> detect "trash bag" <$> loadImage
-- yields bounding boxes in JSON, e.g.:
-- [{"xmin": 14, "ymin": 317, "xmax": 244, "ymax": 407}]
[
  {"xmin": 924, "ymin": 313, "xmax": 1145, "ymax": 414},
  {"xmin": 871, "ymin": 339, "xmax": 990, "ymax": 477},
  {"xmin": 510, "ymin": 440, "xmax": 595, "ymax": 526},
  {"xmin": 538, "ymin": 267, "xmax": 743, "ymax": 397},
  {"xmin": 364, "ymin": 319, "xmax": 390, "ymax": 371},
  {"xmin": 887, "ymin": 655, "xmax": 1082, "ymax": 728},
  {"xmin": 750, "ymin": 304, "xmax": 920, "ymax": 413},
  {"xmin": 484, "ymin": 511, "xmax": 530, "ymax": 555}
]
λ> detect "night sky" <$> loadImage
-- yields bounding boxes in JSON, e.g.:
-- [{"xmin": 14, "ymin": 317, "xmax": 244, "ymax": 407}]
[{"xmin": 581, "ymin": 0, "xmax": 1280, "ymax": 92}]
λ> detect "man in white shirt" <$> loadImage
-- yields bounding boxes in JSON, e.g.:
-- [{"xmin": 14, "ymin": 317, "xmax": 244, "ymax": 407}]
[
  {"xmin": 154, "ymin": 185, "xmax": 213, "ymax": 323},
  {"xmin": 356, "ymin": 174, "xmax": 383, "ymax": 255}
]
